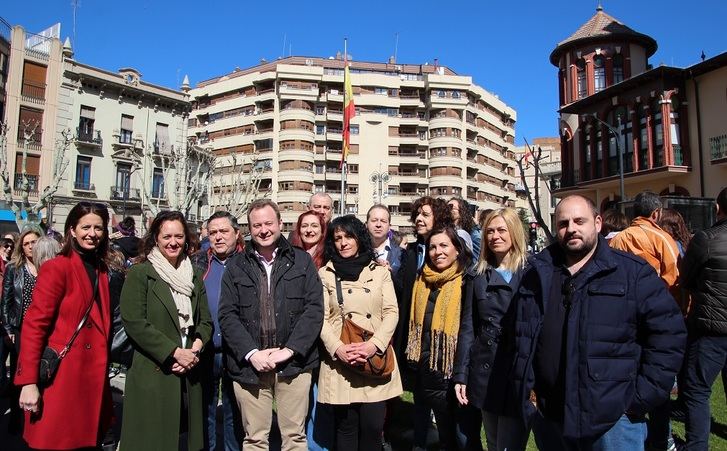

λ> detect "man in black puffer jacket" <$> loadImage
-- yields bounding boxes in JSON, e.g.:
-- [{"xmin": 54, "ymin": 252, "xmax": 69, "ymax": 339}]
[{"xmin": 681, "ymin": 187, "xmax": 727, "ymax": 451}]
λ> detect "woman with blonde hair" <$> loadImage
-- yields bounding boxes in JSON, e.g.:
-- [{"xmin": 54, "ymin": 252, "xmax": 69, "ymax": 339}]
[{"xmin": 454, "ymin": 208, "xmax": 530, "ymax": 451}]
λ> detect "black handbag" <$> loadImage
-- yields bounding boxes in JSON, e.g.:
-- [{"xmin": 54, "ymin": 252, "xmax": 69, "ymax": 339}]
[
  {"xmin": 38, "ymin": 276, "xmax": 98, "ymax": 388},
  {"xmin": 110, "ymin": 314, "xmax": 132, "ymax": 367}
]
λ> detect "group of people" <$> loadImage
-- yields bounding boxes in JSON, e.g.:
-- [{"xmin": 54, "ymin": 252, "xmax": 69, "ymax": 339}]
[{"xmin": 0, "ymin": 186, "xmax": 725, "ymax": 451}]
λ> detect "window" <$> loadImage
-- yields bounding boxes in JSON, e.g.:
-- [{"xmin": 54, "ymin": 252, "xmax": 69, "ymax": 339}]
[
  {"xmin": 670, "ymin": 97, "xmax": 683, "ymax": 165},
  {"xmin": 18, "ymin": 107, "xmax": 43, "ymax": 142},
  {"xmin": 350, "ymin": 125, "xmax": 359, "ymax": 135},
  {"xmin": 374, "ymin": 87, "xmax": 388, "ymax": 95},
  {"xmin": 155, "ymin": 123, "xmax": 170, "ymax": 153},
  {"xmin": 115, "ymin": 163, "xmax": 132, "ymax": 194},
  {"xmin": 78, "ymin": 106, "xmax": 95, "ymax": 142},
  {"xmin": 316, "ymin": 125, "xmax": 325, "ymax": 135},
  {"xmin": 576, "ymin": 58, "xmax": 587, "ymax": 99},
  {"xmin": 315, "ymin": 106, "xmax": 325, "ymax": 115},
  {"xmin": 21, "ymin": 61, "xmax": 47, "ymax": 100},
  {"xmin": 613, "ymin": 54, "xmax": 624, "ymax": 84},
  {"xmin": 652, "ymin": 100, "xmax": 664, "ymax": 166},
  {"xmin": 152, "ymin": 168, "xmax": 164, "ymax": 198},
  {"xmin": 13, "ymin": 154, "xmax": 40, "ymax": 194},
  {"xmin": 75, "ymin": 156, "xmax": 92, "ymax": 190},
  {"xmin": 120, "ymin": 115, "xmax": 134, "ymax": 144},
  {"xmin": 593, "ymin": 55, "xmax": 606, "ymax": 93},
  {"xmin": 452, "ymin": 91, "xmax": 460, "ymax": 99},
  {"xmin": 437, "ymin": 90, "xmax": 446, "ymax": 98}
]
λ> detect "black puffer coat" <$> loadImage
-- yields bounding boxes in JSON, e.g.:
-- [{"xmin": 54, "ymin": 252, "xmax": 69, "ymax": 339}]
[{"xmin": 682, "ymin": 218, "xmax": 727, "ymax": 334}]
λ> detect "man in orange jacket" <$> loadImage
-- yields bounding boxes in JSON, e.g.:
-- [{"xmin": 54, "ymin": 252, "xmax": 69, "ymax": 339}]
[{"xmin": 609, "ymin": 190, "xmax": 681, "ymax": 451}]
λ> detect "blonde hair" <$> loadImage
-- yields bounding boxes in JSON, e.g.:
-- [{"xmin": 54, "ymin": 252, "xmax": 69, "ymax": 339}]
[
  {"xmin": 10, "ymin": 229, "xmax": 41, "ymax": 268},
  {"xmin": 476, "ymin": 208, "xmax": 528, "ymax": 274}
]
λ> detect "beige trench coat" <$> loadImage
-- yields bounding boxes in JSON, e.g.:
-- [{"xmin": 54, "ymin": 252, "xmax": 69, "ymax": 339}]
[{"xmin": 317, "ymin": 262, "xmax": 403, "ymax": 404}]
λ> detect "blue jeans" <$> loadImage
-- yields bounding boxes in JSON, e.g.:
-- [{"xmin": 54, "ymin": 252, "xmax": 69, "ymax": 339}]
[
  {"xmin": 533, "ymin": 413, "xmax": 647, "ymax": 451},
  {"xmin": 306, "ymin": 382, "xmax": 334, "ymax": 451},
  {"xmin": 682, "ymin": 334, "xmax": 727, "ymax": 451},
  {"xmin": 482, "ymin": 411, "xmax": 529, "ymax": 451},
  {"xmin": 205, "ymin": 352, "xmax": 241, "ymax": 451}
]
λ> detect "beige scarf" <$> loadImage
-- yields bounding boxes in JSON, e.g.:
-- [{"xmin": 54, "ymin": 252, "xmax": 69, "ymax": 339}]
[
  {"xmin": 148, "ymin": 247, "xmax": 195, "ymax": 340},
  {"xmin": 406, "ymin": 263, "xmax": 463, "ymax": 378}
]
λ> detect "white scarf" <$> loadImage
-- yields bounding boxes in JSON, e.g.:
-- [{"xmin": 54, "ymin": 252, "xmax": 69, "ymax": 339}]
[{"xmin": 148, "ymin": 247, "xmax": 195, "ymax": 340}]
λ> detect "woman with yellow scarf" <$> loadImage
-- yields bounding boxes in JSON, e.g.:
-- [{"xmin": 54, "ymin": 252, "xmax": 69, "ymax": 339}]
[{"xmin": 406, "ymin": 226, "xmax": 482, "ymax": 450}]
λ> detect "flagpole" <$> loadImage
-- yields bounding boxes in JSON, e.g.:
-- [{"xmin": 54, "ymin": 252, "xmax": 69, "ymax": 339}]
[{"xmin": 340, "ymin": 38, "xmax": 348, "ymax": 217}]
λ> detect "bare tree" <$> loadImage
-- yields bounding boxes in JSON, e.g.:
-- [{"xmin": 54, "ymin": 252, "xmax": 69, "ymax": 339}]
[
  {"xmin": 136, "ymin": 139, "xmax": 216, "ymax": 219},
  {"xmin": 516, "ymin": 139, "xmax": 553, "ymax": 241},
  {"xmin": 0, "ymin": 121, "xmax": 70, "ymax": 231},
  {"xmin": 210, "ymin": 151, "xmax": 270, "ymax": 219}
]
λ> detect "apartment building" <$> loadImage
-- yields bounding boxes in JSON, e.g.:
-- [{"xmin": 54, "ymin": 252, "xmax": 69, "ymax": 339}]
[
  {"xmin": 188, "ymin": 56, "xmax": 519, "ymax": 232},
  {"xmin": 0, "ymin": 21, "xmax": 192, "ymax": 230}
]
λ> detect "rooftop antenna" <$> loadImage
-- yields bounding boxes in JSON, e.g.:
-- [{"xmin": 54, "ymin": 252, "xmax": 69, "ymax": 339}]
[
  {"xmin": 71, "ymin": 0, "xmax": 80, "ymax": 50},
  {"xmin": 596, "ymin": 0, "xmax": 603, "ymax": 11},
  {"xmin": 393, "ymin": 32, "xmax": 399, "ymax": 63},
  {"xmin": 282, "ymin": 33, "xmax": 286, "ymax": 58},
  {"xmin": 289, "ymin": 43, "xmax": 292, "ymax": 57}
]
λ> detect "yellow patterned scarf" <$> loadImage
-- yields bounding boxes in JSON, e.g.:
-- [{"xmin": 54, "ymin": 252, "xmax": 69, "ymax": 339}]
[{"xmin": 406, "ymin": 263, "xmax": 463, "ymax": 378}]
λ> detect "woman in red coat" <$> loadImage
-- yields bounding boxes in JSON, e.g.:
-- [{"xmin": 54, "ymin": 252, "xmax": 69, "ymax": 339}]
[{"xmin": 15, "ymin": 202, "xmax": 113, "ymax": 450}]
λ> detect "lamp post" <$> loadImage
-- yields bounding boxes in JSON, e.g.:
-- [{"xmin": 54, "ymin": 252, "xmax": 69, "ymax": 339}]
[
  {"xmin": 591, "ymin": 113, "xmax": 625, "ymax": 212},
  {"xmin": 370, "ymin": 168, "xmax": 390, "ymax": 204}
]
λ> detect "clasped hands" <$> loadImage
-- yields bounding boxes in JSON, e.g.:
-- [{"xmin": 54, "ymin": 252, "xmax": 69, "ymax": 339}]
[
  {"xmin": 249, "ymin": 347, "xmax": 295, "ymax": 372},
  {"xmin": 334, "ymin": 341, "xmax": 378, "ymax": 366},
  {"xmin": 171, "ymin": 338, "xmax": 203, "ymax": 375}
]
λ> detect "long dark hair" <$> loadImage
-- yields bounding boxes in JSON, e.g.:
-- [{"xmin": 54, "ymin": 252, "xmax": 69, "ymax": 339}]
[
  {"xmin": 60, "ymin": 202, "xmax": 111, "ymax": 266},
  {"xmin": 323, "ymin": 215, "xmax": 375, "ymax": 262},
  {"xmin": 139, "ymin": 211, "xmax": 197, "ymax": 261},
  {"xmin": 448, "ymin": 196, "xmax": 476, "ymax": 233},
  {"xmin": 658, "ymin": 208, "xmax": 691, "ymax": 249},
  {"xmin": 291, "ymin": 210, "xmax": 327, "ymax": 268},
  {"xmin": 425, "ymin": 226, "xmax": 472, "ymax": 272}
]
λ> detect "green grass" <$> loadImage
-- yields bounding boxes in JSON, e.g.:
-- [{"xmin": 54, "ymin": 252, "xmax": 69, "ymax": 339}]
[{"xmin": 395, "ymin": 376, "xmax": 727, "ymax": 450}]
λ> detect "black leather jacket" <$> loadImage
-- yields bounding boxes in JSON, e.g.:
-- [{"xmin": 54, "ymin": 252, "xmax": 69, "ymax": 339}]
[{"xmin": 1, "ymin": 264, "xmax": 26, "ymax": 336}]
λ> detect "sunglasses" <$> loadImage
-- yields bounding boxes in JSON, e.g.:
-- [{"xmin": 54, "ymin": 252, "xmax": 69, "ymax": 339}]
[{"xmin": 3, "ymin": 243, "xmax": 13, "ymax": 249}]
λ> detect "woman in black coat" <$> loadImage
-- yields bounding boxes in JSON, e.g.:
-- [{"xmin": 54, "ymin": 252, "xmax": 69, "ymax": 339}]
[{"xmin": 453, "ymin": 207, "xmax": 530, "ymax": 451}]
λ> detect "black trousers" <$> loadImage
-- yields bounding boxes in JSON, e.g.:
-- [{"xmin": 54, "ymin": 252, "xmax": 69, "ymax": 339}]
[{"xmin": 333, "ymin": 401, "xmax": 386, "ymax": 451}]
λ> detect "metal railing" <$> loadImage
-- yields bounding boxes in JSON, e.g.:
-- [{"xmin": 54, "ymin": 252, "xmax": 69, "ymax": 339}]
[
  {"xmin": 110, "ymin": 186, "xmax": 141, "ymax": 200},
  {"xmin": 77, "ymin": 127, "xmax": 102, "ymax": 145},
  {"xmin": 14, "ymin": 174, "xmax": 38, "ymax": 196},
  {"xmin": 74, "ymin": 181, "xmax": 95, "ymax": 191},
  {"xmin": 710, "ymin": 134, "xmax": 727, "ymax": 161}
]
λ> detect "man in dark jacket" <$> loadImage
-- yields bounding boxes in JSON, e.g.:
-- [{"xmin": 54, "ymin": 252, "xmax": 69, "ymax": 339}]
[
  {"xmin": 681, "ymin": 187, "xmax": 727, "ymax": 451},
  {"xmin": 512, "ymin": 195, "xmax": 686, "ymax": 450},
  {"xmin": 219, "ymin": 199, "xmax": 323, "ymax": 451},
  {"xmin": 192, "ymin": 211, "xmax": 243, "ymax": 451}
]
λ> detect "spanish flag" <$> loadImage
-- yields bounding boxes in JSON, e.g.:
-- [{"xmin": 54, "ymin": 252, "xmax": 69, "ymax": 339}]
[{"xmin": 341, "ymin": 55, "xmax": 355, "ymax": 168}]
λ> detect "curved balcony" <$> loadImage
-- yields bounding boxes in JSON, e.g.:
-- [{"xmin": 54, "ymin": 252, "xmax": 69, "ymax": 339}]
[
  {"xmin": 277, "ymin": 189, "xmax": 314, "ymax": 204},
  {"xmin": 428, "ymin": 174, "xmax": 464, "ymax": 187},
  {"xmin": 278, "ymin": 169, "xmax": 314, "ymax": 184},
  {"xmin": 278, "ymin": 149, "xmax": 315, "ymax": 163},
  {"xmin": 279, "ymin": 128, "xmax": 315, "ymax": 143},
  {"xmin": 280, "ymin": 108, "xmax": 316, "ymax": 123},
  {"xmin": 429, "ymin": 116, "xmax": 462, "ymax": 130},
  {"xmin": 429, "ymin": 135, "xmax": 463, "ymax": 149},
  {"xmin": 429, "ymin": 155, "xmax": 463, "ymax": 168}
]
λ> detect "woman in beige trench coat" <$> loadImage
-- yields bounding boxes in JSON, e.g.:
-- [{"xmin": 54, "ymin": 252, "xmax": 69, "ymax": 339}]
[{"xmin": 317, "ymin": 215, "xmax": 403, "ymax": 451}]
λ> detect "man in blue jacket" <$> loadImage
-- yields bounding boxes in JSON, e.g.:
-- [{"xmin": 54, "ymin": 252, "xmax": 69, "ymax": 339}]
[{"xmin": 512, "ymin": 195, "xmax": 686, "ymax": 450}]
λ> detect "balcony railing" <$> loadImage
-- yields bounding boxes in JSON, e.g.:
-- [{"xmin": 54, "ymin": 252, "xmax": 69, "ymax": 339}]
[
  {"xmin": 110, "ymin": 186, "xmax": 141, "ymax": 201},
  {"xmin": 710, "ymin": 134, "xmax": 727, "ymax": 161},
  {"xmin": 14, "ymin": 174, "xmax": 39, "ymax": 196},
  {"xmin": 77, "ymin": 127, "xmax": 102, "ymax": 145},
  {"xmin": 74, "ymin": 181, "xmax": 95, "ymax": 191},
  {"xmin": 21, "ymin": 81, "xmax": 46, "ymax": 103},
  {"xmin": 151, "ymin": 189, "xmax": 165, "ymax": 199}
]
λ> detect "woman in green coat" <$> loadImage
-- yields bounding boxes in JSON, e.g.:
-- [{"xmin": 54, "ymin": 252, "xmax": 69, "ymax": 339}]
[{"xmin": 120, "ymin": 211, "xmax": 213, "ymax": 451}]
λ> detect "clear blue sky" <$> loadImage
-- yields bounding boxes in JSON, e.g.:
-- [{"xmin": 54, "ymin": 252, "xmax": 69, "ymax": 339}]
[{"xmin": 3, "ymin": 0, "xmax": 725, "ymax": 145}]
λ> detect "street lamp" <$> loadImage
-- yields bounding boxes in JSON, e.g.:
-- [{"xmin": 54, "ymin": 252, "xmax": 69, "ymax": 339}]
[
  {"xmin": 590, "ymin": 113, "xmax": 625, "ymax": 212},
  {"xmin": 370, "ymin": 169, "xmax": 390, "ymax": 204}
]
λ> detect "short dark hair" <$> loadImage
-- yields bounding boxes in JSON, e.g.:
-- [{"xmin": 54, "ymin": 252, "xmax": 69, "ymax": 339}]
[
  {"xmin": 717, "ymin": 187, "xmax": 727, "ymax": 214},
  {"xmin": 247, "ymin": 199, "xmax": 281, "ymax": 224},
  {"xmin": 323, "ymin": 215, "xmax": 375, "ymax": 262},
  {"xmin": 140, "ymin": 211, "xmax": 197, "ymax": 260},
  {"xmin": 409, "ymin": 196, "xmax": 453, "ymax": 232},
  {"xmin": 425, "ymin": 226, "xmax": 472, "ymax": 272},
  {"xmin": 60, "ymin": 202, "xmax": 111, "ymax": 266},
  {"xmin": 556, "ymin": 195, "xmax": 599, "ymax": 218},
  {"xmin": 366, "ymin": 204, "xmax": 391, "ymax": 222},
  {"xmin": 633, "ymin": 191, "xmax": 662, "ymax": 218},
  {"xmin": 206, "ymin": 211, "xmax": 240, "ymax": 230},
  {"xmin": 601, "ymin": 209, "xmax": 629, "ymax": 236}
]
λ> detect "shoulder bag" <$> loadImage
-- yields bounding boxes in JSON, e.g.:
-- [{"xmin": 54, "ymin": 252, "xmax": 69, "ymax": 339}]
[
  {"xmin": 38, "ymin": 275, "xmax": 98, "ymax": 388},
  {"xmin": 336, "ymin": 276, "xmax": 395, "ymax": 380}
]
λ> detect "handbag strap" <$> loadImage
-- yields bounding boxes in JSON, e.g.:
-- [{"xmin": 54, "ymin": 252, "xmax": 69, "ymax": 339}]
[
  {"xmin": 59, "ymin": 273, "xmax": 99, "ymax": 358},
  {"xmin": 335, "ymin": 276, "xmax": 345, "ymax": 317}
]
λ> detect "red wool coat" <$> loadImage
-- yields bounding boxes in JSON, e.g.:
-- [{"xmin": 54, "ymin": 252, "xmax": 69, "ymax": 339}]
[{"xmin": 15, "ymin": 251, "xmax": 113, "ymax": 450}]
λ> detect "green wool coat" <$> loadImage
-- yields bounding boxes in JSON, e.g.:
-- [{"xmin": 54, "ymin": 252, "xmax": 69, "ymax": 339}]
[{"xmin": 118, "ymin": 261, "xmax": 213, "ymax": 451}]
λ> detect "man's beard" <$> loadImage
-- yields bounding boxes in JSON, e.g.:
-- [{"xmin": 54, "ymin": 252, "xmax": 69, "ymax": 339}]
[{"xmin": 559, "ymin": 234, "xmax": 598, "ymax": 261}]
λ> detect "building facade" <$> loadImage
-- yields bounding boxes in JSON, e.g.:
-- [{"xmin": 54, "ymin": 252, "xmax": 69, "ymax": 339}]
[
  {"xmin": 552, "ymin": 6, "xmax": 727, "ymax": 230},
  {"xmin": 188, "ymin": 56, "xmax": 519, "ymax": 232},
  {"xmin": 0, "ymin": 21, "xmax": 193, "ymax": 231},
  {"xmin": 514, "ymin": 137, "xmax": 562, "ymax": 233}
]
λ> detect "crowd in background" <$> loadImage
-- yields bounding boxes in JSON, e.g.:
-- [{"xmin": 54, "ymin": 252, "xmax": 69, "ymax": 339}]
[{"xmin": 0, "ymin": 186, "xmax": 725, "ymax": 451}]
